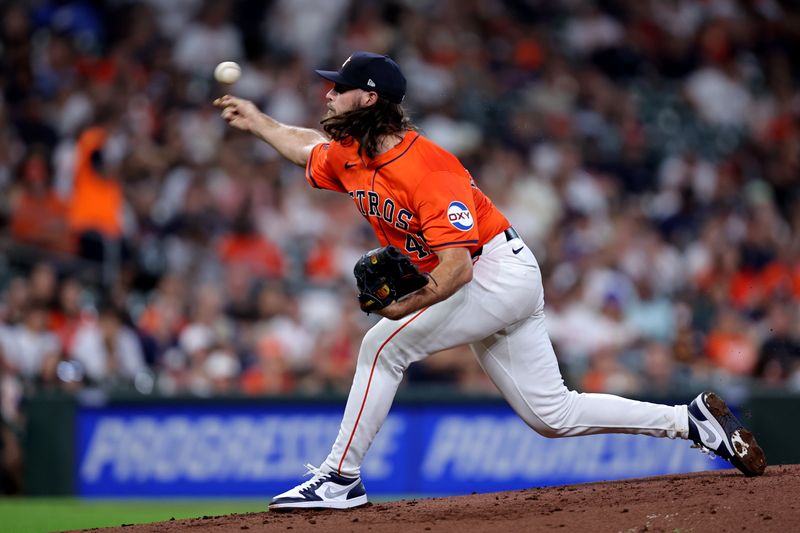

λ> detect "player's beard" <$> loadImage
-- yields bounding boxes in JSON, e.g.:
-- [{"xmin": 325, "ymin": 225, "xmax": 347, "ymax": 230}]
[{"xmin": 323, "ymin": 101, "xmax": 357, "ymax": 121}]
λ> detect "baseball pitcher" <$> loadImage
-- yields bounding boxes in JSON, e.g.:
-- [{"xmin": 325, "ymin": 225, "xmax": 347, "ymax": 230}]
[{"xmin": 214, "ymin": 51, "xmax": 765, "ymax": 510}]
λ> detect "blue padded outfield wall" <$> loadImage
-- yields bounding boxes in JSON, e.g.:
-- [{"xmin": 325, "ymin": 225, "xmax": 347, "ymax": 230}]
[{"xmin": 75, "ymin": 402, "xmax": 728, "ymax": 497}]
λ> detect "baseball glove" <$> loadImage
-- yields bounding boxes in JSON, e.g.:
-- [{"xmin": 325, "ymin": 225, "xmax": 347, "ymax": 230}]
[{"xmin": 354, "ymin": 246, "xmax": 429, "ymax": 313}]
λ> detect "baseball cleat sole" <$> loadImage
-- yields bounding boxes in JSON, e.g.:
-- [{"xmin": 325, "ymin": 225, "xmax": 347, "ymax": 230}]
[{"xmin": 704, "ymin": 393, "xmax": 766, "ymax": 476}]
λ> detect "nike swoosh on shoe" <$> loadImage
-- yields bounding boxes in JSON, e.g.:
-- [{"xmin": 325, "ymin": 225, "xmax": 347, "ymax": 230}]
[
  {"xmin": 322, "ymin": 478, "xmax": 362, "ymax": 499},
  {"xmin": 689, "ymin": 412, "xmax": 718, "ymax": 446}
]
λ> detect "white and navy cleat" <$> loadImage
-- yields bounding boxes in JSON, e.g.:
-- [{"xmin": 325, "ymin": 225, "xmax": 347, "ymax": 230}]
[
  {"xmin": 688, "ymin": 392, "xmax": 766, "ymax": 476},
  {"xmin": 269, "ymin": 464, "xmax": 368, "ymax": 510}
]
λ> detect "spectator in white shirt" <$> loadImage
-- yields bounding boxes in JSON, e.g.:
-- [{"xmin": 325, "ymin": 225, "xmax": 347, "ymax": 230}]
[
  {"xmin": 70, "ymin": 306, "xmax": 145, "ymax": 384},
  {"xmin": 0, "ymin": 305, "xmax": 59, "ymax": 382}
]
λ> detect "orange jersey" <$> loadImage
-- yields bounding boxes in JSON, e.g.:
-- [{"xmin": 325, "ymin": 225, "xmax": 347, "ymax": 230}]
[{"xmin": 306, "ymin": 131, "xmax": 509, "ymax": 272}]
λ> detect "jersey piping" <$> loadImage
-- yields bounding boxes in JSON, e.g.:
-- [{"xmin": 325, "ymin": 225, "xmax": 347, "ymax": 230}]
[
  {"xmin": 370, "ymin": 133, "xmax": 421, "ymax": 248},
  {"xmin": 307, "ymin": 145, "xmax": 323, "ymax": 189},
  {"xmin": 429, "ymin": 240, "xmax": 479, "ymax": 249}
]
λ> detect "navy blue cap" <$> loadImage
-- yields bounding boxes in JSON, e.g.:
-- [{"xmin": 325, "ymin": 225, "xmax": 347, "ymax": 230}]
[{"xmin": 315, "ymin": 52, "xmax": 406, "ymax": 104}]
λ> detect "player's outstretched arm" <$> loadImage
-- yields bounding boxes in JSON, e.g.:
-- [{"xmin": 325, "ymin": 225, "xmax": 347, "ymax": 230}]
[
  {"xmin": 377, "ymin": 247, "xmax": 473, "ymax": 320},
  {"xmin": 213, "ymin": 95, "xmax": 327, "ymax": 167}
]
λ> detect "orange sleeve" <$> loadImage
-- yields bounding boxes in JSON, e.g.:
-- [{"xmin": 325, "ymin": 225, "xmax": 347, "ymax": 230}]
[
  {"xmin": 305, "ymin": 142, "xmax": 347, "ymax": 193},
  {"xmin": 414, "ymin": 171, "xmax": 481, "ymax": 250},
  {"xmin": 74, "ymin": 127, "xmax": 108, "ymax": 179}
]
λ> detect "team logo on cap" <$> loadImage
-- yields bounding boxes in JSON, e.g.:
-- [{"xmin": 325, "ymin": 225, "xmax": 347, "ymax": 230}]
[{"xmin": 447, "ymin": 201, "xmax": 474, "ymax": 231}]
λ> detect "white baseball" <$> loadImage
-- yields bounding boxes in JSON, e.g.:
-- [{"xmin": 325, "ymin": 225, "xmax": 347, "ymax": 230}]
[{"xmin": 214, "ymin": 61, "xmax": 241, "ymax": 84}]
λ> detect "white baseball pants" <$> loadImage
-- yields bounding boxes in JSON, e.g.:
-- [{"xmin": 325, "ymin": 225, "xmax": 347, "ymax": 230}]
[{"xmin": 322, "ymin": 231, "xmax": 689, "ymax": 477}]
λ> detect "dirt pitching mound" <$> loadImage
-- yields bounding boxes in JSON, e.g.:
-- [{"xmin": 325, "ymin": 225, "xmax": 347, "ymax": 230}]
[{"xmin": 90, "ymin": 464, "xmax": 799, "ymax": 532}]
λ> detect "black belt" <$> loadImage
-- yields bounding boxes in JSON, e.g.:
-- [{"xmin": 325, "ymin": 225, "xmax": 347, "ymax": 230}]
[{"xmin": 471, "ymin": 227, "xmax": 519, "ymax": 258}]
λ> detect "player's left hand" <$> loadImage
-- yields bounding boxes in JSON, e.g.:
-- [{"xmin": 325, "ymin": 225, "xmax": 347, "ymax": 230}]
[{"xmin": 353, "ymin": 246, "xmax": 428, "ymax": 314}]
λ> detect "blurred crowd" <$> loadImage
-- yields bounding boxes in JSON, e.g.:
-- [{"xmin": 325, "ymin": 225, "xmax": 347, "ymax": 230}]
[{"xmin": 1, "ymin": 0, "xmax": 800, "ymax": 431}]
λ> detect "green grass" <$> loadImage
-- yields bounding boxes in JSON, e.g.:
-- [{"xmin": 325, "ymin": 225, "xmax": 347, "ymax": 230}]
[{"xmin": 0, "ymin": 498, "xmax": 268, "ymax": 533}]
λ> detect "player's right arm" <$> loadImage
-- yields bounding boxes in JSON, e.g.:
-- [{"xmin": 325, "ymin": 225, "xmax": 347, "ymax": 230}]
[{"xmin": 213, "ymin": 95, "xmax": 326, "ymax": 167}]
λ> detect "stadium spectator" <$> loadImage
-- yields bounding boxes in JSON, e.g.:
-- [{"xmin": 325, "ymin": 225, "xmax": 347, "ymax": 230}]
[
  {"xmin": 9, "ymin": 152, "xmax": 72, "ymax": 253},
  {"xmin": 0, "ymin": 304, "xmax": 60, "ymax": 384},
  {"xmin": 172, "ymin": 0, "xmax": 243, "ymax": 76},
  {"xmin": 200, "ymin": 348, "xmax": 241, "ymax": 395},
  {"xmin": 755, "ymin": 301, "xmax": 800, "ymax": 385},
  {"xmin": 0, "ymin": 278, "xmax": 29, "ymax": 328},
  {"xmin": 240, "ymin": 334, "xmax": 295, "ymax": 395},
  {"xmin": 217, "ymin": 210, "xmax": 285, "ymax": 281},
  {"xmin": 136, "ymin": 273, "xmax": 186, "ymax": 363},
  {"xmin": 49, "ymin": 277, "xmax": 89, "ymax": 356},
  {"xmin": 70, "ymin": 305, "xmax": 146, "ymax": 385},
  {"xmin": 27, "ymin": 262, "xmax": 59, "ymax": 311},
  {"xmin": 705, "ymin": 308, "xmax": 759, "ymax": 376},
  {"xmin": 67, "ymin": 124, "xmax": 125, "ymax": 264}
]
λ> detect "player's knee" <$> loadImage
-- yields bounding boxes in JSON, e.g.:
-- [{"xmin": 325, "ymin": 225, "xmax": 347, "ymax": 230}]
[
  {"xmin": 519, "ymin": 409, "xmax": 563, "ymax": 438},
  {"xmin": 515, "ymin": 409, "xmax": 563, "ymax": 438},
  {"xmin": 357, "ymin": 318, "xmax": 424, "ymax": 376},
  {"xmin": 357, "ymin": 322, "xmax": 399, "ymax": 367},
  {"xmin": 357, "ymin": 327, "xmax": 383, "ymax": 366},
  {"xmin": 527, "ymin": 392, "xmax": 574, "ymax": 438},
  {"xmin": 533, "ymin": 423, "xmax": 562, "ymax": 439}
]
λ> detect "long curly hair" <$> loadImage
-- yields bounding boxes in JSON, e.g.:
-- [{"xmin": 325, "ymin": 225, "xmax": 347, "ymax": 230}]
[{"xmin": 321, "ymin": 99, "xmax": 416, "ymax": 159}]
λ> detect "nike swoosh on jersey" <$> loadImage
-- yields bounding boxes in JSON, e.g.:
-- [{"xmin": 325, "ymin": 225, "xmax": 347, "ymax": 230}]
[
  {"xmin": 321, "ymin": 478, "xmax": 361, "ymax": 499},
  {"xmin": 512, "ymin": 246, "xmax": 524, "ymax": 254},
  {"xmin": 344, "ymin": 162, "xmax": 357, "ymax": 169}
]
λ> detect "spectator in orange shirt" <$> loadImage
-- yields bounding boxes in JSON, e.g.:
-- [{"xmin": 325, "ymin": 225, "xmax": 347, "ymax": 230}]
[
  {"xmin": 9, "ymin": 151, "xmax": 72, "ymax": 253},
  {"xmin": 217, "ymin": 211, "xmax": 285, "ymax": 281},
  {"xmin": 304, "ymin": 238, "xmax": 339, "ymax": 285},
  {"xmin": 705, "ymin": 308, "xmax": 758, "ymax": 376},
  {"xmin": 67, "ymin": 123, "xmax": 125, "ymax": 263}
]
